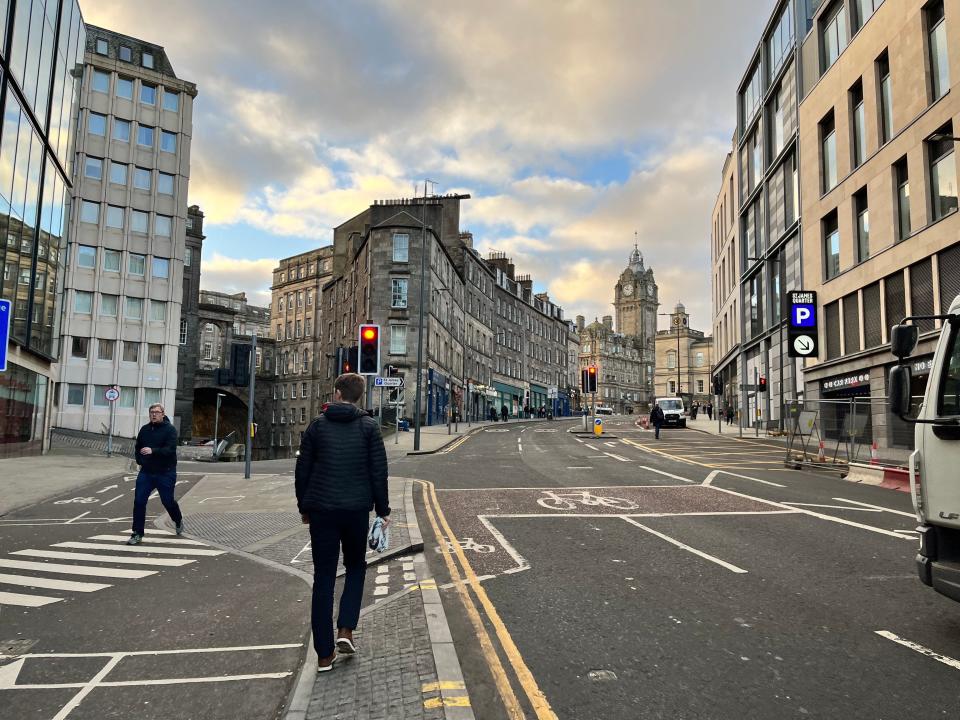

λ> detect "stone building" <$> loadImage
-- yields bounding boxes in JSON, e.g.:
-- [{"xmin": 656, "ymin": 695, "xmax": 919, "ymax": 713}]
[
  {"xmin": 54, "ymin": 25, "xmax": 197, "ymax": 439},
  {"xmin": 654, "ymin": 303, "xmax": 715, "ymax": 409},
  {"xmin": 462, "ymin": 242, "xmax": 497, "ymax": 420},
  {"xmin": 578, "ymin": 316, "xmax": 648, "ymax": 415},
  {"xmin": 711, "ymin": 140, "xmax": 741, "ymax": 416},
  {"xmin": 173, "ymin": 204, "xmax": 204, "ymax": 439},
  {"xmin": 198, "ymin": 290, "xmax": 269, "ymax": 370},
  {"xmin": 612, "ymin": 244, "xmax": 658, "ymax": 407},
  {"xmin": 797, "ymin": 0, "xmax": 960, "ymax": 457}
]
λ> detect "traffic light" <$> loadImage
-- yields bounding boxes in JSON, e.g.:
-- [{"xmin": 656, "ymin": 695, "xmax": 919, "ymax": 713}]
[
  {"xmin": 231, "ymin": 343, "xmax": 251, "ymax": 387},
  {"xmin": 582, "ymin": 365, "xmax": 598, "ymax": 393},
  {"xmin": 758, "ymin": 375, "xmax": 768, "ymax": 393},
  {"xmin": 338, "ymin": 346, "xmax": 358, "ymax": 375},
  {"xmin": 713, "ymin": 376, "xmax": 722, "ymax": 396},
  {"xmin": 358, "ymin": 324, "xmax": 380, "ymax": 375}
]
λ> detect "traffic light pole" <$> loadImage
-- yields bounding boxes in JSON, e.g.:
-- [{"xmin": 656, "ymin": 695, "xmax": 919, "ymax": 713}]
[{"xmin": 244, "ymin": 333, "xmax": 256, "ymax": 479}]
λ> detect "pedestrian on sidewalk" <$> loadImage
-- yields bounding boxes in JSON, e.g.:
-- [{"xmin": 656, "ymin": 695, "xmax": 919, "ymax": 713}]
[
  {"xmin": 128, "ymin": 404, "xmax": 183, "ymax": 545},
  {"xmin": 650, "ymin": 403, "xmax": 665, "ymax": 440},
  {"xmin": 295, "ymin": 373, "xmax": 390, "ymax": 673},
  {"xmin": 501, "ymin": 404, "xmax": 508, "ymax": 422},
  {"xmin": 707, "ymin": 403, "xmax": 713, "ymax": 421}
]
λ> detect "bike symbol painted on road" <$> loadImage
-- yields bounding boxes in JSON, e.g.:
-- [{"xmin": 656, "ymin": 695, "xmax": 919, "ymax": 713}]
[
  {"xmin": 434, "ymin": 537, "xmax": 496, "ymax": 554},
  {"xmin": 53, "ymin": 497, "xmax": 99, "ymax": 505},
  {"xmin": 536, "ymin": 490, "xmax": 638, "ymax": 511}
]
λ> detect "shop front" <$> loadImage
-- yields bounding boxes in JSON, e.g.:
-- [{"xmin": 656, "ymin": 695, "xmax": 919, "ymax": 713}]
[
  {"xmin": 493, "ymin": 381, "xmax": 523, "ymax": 419},
  {"xmin": 529, "ymin": 384, "xmax": 547, "ymax": 415},
  {"xmin": 819, "ymin": 371, "xmax": 871, "ymax": 444},
  {"xmin": 0, "ymin": 362, "xmax": 49, "ymax": 458},
  {"xmin": 427, "ymin": 368, "xmax": 449, "ymax": 426},
  {"xmin": 887, "ymin": 355, "xmax": 934, "ymax": 449}
]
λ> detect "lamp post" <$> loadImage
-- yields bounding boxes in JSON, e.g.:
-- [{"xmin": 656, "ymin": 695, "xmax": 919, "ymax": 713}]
[
  {"xmin": 413, "ymin": 180, "xmax": 437, "ymax": 452},
  {"xmin": 213, "ymin": 392, "xmax": 226, "ymax": 459}
]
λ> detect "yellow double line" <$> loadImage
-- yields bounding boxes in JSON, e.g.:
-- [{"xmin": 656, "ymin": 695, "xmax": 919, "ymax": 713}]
[
  {"xmin": 417, "ymin": 479, "xmax": 557, "ymax": 720},
  {"xmin": 439, "ymin": 434, "xmax": 472, "ymax": 454}
]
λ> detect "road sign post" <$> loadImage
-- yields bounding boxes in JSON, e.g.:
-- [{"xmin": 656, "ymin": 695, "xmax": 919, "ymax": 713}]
[
  {"xmin": 104, "ymin": 386, "xmax": 120, "ymax": 457},
  {"xmin": 245, "ymin": 333, "xmax": 256, "ymax": 479},
  {"xmin": 0, "ymin": 298, "xmax": 10, "ymax": 373}
]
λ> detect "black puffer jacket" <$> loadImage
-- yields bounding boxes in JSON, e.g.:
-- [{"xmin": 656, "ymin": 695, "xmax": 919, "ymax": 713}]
[
  {"xmin": 135, "ymin": 417, "xmax": 178, "ymax": 473},
  {"xmin": 295, "ymin": 403, "xmax": 390, "ymax": 517}
]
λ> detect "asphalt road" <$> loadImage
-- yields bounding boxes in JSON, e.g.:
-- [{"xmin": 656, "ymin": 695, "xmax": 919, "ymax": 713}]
[
  {"xmin": 412, "ymin": 415, "xmax": 960, "ymax": 719},
  {"xmin": 0, "ymin": 471, "xmax": 309, "ymax": 720}
]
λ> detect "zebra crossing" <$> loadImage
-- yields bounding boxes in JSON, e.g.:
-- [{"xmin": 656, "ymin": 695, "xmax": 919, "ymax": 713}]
[{"xmin": 0, "ymin": 531, "xmax": 225, "ymax": 608}]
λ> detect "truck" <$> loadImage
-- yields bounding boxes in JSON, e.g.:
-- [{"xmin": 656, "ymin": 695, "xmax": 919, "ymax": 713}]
[
  {"xmin": 887, "ymin": 292, "xmax": 960, "ymax": 602},
  {"xmin": 655, "ymin": 397, "xmax": 686, "ymax": 428}
]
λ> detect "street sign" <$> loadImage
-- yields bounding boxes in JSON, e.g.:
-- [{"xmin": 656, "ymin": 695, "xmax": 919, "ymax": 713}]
[
  {"xmin": 374, "ymin": 376, "xmax": 403, "ymax": 388},
  {"xmin": 0, "ymin": 298, "xmax": 10, "ymax": 372},
  {"xmin": 788, "ymin": 290, "xmax": 819, "ymax": 358},
  {"xmin": 104, "ymin": 386, "xmax": 120, "ymax": 403}
]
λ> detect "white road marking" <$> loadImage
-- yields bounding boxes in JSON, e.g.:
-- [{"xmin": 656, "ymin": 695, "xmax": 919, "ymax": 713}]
[
  {"xmin": 0, "ymin": 573, "xmax": 111, "ymax": 593},
  {"xmin": 0, "ymin": 643, "xmax": 303, "ymax": 661},
  {"xmin": 64, "ymin": 512, "xmax": 91, "ymax": 524},
  {"xmin": 435, "ymin": 484, "xmax": 695, "ymax": 491},
  {"xmin": 0, "ymin": 591, "xmax": 63, "ymax": 607},
  {"xmin": 491, "ymin": 511, "xmax": 799, "ymax": 519},
  {"xmin": 95, "ymin": 485, "xmax": 119, "ymax": 494},
  {"xmin": 0, "ymin": 559, "xmax": 156, "ymax": 579},
  {"xmin": 478, "ymin": 515, "xmax": 530, "ymax": 572},
  {"xmin": 712, "ymin": 470, "xmax": 786, "ymax": 488},
  {"xmin": 621, "ymin": 517, "xmax": 749, "ymax": 573},
  {"xmin": 832, "ymin": 498, "xmax": 917, "ymax": 518},
  {"xmin": 86, "ymin": 535, "xmax": 208, "ymax": 546},
  {"xmin": 603, "ymin": 453, "xmax": 631, "ymax": 462},
  {"xmin": 99, "ymin": 495, "xmax": 124, "ymax": 507},
  {"xmin": 290, "ymin": 540, "xmax": 312, "ymax": 564},
  {"xmin": 875, "ymin": 630, "xmax": 960, "ymax": 671},
  {"xmin": 12, "ymin": 550, "xmax": 195, "ymax": 566},
  {"xmin": 639, "ymin": 466, "xmax": 696, "ymax": 483},
  {"xmin": 574, "ymin": 438, "xmax": 585, "ymax": 443},
  {"xmin": 604, "ymin": 442, "xmax": 618, "ymax": 447},
  {"xmin": 373, "ymin": 586, "xmax": 389, "ymax": 596},
  {"xmin": 51, "ymin": 542, "xmax": 223, "ymax": 557},
  {"xmin": 702, "ymin": 470, "xmax": 720, "ymax": 486},
  {"xmin": 783, "ymin": 502, "xmax": 881, "ymax": 512},
  {"xmin": 566, "ymin": 466, "xmax": 593, "ymax": 469}
]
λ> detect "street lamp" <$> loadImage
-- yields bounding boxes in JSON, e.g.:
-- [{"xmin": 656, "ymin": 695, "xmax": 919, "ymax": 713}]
[
  {"xmin": 213, "ymin": 392, "xmax": 226, "ymax": 459},
  {"xmin": 413, "ymin": 180, "xmax": 438, "ymax": 452}
]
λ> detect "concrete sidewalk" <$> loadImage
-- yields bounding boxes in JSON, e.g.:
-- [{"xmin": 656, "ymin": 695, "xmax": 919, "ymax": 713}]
[{"xmin": 0, "ymin": 450, "xmax": 134, "ymax": 515}]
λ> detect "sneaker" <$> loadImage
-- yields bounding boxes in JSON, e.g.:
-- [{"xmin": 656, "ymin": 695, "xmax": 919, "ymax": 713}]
[
  {"xmin": 316, "ymin": 653, "xmax": 337, "ymax": 673},
  {"xmin": 336, "ymin": 630, "xmax": 356, "ymax": 655},
  {"xmin": 127, "ymin": 533, "xmax": 143, "ymax": 546},
  {"xmin": 175, "ymin": 520, "xmax": 185, "ymax": 536}
]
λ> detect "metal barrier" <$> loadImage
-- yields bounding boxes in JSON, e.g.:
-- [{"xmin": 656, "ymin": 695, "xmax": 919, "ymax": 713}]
[{"xmin": 783, "ymin": 396, "xmax": 920, "ymax": 472}]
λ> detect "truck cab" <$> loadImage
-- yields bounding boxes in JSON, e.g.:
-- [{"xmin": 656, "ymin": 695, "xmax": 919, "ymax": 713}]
[{"xmin": 888, "ymin": 293, "xmax": 960, "ymax": 602}]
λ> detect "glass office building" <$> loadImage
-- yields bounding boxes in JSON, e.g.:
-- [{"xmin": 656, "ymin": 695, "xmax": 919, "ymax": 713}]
[{"xmin": 0, "ymin": 0, "xmax": 85, "ymax": 457}]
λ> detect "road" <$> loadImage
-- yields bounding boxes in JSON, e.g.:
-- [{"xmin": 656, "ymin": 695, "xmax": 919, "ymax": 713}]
[
  {"xmin": 0, "ymin": 471, "xmax": 309, "ymax": 720},
  {"xmin": 412, "ymin": 416, "xmax": 960, "ymax": 719}
]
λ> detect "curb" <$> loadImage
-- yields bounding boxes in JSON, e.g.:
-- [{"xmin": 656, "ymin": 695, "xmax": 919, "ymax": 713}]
[{"xmin": 406, "ymin": 418, "xmax": 553, "ymax": 456}]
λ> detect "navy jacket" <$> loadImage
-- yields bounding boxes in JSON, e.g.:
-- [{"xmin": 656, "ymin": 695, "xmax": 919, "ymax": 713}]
[
  {"xmin": 295, "ymin": 402, "xmax": 390, "ymax": 517},
  {"xmin": 135, "ymin": 417, "xmax": 178, "ymax": 474}
]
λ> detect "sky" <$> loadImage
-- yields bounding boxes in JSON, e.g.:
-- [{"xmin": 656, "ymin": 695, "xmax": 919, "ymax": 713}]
[{"xmin": 81, "ymin": 0, "xmax": 772, "ymax": 332}]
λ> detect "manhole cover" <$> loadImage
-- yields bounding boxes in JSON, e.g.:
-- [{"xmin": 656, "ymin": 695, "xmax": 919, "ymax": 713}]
[
  {"xmin": 587, "ymin": 670, "xmax": 618, "ymax": 682},
  {"xmin": 0, "ymin": 639, "xmax": 37, "ymax": 657}
]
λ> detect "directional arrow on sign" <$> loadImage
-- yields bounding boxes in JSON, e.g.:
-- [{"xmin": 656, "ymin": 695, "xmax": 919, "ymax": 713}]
[{"xmin": 793, "ymin": 335, "xmax": 815, "ymax": 356}]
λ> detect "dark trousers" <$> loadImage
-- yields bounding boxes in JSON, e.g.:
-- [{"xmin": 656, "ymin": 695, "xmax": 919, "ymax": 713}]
[
  {"xmin": 308, "ymin": 509, "xmax": 369, "ymax": 659},
  {"xmin": 132, "ymin": 469, "xmax": 182, "ymax": 535},
  {"xmin": 654, "ymin": 423, "xmax": 662, "ymax": 439}
]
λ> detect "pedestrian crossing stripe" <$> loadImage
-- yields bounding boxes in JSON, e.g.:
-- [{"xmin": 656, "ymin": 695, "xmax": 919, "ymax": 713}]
[
  {"xmin": 51, "ymin": 542, "xmax": 224, "ymax": 557},
  {"xmin": 0, "ymin": 573, "xmax": 110, "ymax": 593},
  {"xmin": 11, "ymin": 549, "xmax": 194, "ymax": 566},
  {"xmin": 0, "ymin": 591, "xmax": 62, "ymax": 607}
]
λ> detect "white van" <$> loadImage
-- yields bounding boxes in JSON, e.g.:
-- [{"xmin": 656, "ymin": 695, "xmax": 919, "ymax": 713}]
[
  {"xmin": 655, "ymin": 397, "xmax": 686, "ymax": 428},
  {"xmin": 888, "ymin": 293, "xmax": 960, "ymax": 602},
  {"xmin": 595, "ymin": 405, "xmax": 615, "ymax": 415}
]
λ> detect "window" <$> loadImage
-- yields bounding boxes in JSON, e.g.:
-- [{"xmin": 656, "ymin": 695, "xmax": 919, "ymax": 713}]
[
  {"xmin": 103, "ymin": 249, "xmax": 121, "ymax": 272},
  {"xmin": 106, "ymin": 205, "xmax": 124, "ymax": 229},
  {"xmin": 698, "ymin": 380, "xmax": 705, "ymax": 394},
  {"xmin": 147, "ymin": 343, "xmax": 163, "ymax": 364},
  {"xmin": 116, "ymin": 76, "xmax": 133, "ymax": 99},
  {"xmin": 669, "ymin": 380, "xmax": 676, "ymax": 395},
  {"xmin": 95, "ymin": 38, "xmax": 108, "ymax": 55},
  {"xmin": 928, "ymin": 130, "xmax": 958, "ymax": 221},
  {"xmin": 119, "ymin": 45, "xmax": 131, "ymax": 62},
  {"xmin": 113, "ymin": 118, "xmax": 130, "ymax": 142},
  {"xmin": 140, "ymin": 83, "xmax": 156, "ymax": 105},
  {"xmin": 137, "ymin": 125, "xmax": 154, "ymax": 147},
  {"xmin": 666, "ymin": 351, "xmax": 676, "ymax": 369},
  {"xmin": 938, "ymin": 323, "xmax": 960, "ymax": 416},
  {"xmin": 77, "ymin": 245, "xmax": 96, "ymax": 268},
  {"xmin": 749, "ymin": 130, "xmax": 761, "ymax": 193},
  {"xmin": 823, "ymin": 211, "xmax": 841, "ymax": 279},
  {"xmin": 119, "ymin": 387, "xmax": 136, "ymax": 408},
  {"xmin": 854, "ymin": 188, "xmax": 870, "ymax": 263},
  {"xmin": 821, "ymin": 1, "xmax": 847, "ymax": 72},
  {"xmin": 393, "ymin": 233, "xmax": 409, "ymax": 262},
  {"xmin": 821, "ymin": 111, "xmax": 837, "ymax": 192},
  {"xmin": 73, "ymin": 290, "xmax": 93, "ymax": 314},
  {"xmin": 71, "ymin": 337, "xmax": 88, "ymax": 358},
  {"xmin": 155, "ymin": 215, "xmax": 172, "ymax": 237},
  {"xmin": 163, "ymin": 90, "xmax": 179, "ymax": 112},
  {"xmin": 142, "ymin": 51, "xmax": 154, "ymax": 69},
  {"xmin": 131, "ymin": 210, "xmax": 148, "ymax": 234},
  {"xmin": 123, "ymin": 342, "xmax": 139, "ymax": 363},
  {"xmin": 109, "ymin": 161, "xmax": 127, "ymax": 184},
  {"xmin": 160, "ymin": 131, "xmax": 176, "ymax": 153},
  {"xmin": 390, "ymin": 324, "xmax": 407, "ymax": 354},
  {"xmin": 928, "ymin": 1, "xmax": 949, "ymax": 102},
  {"xmin": 134, "ymin": 166, "xmax": 151, "ymax": 190},
  {"xmin": 152, "ymin": 257, "xmax": 170, "ymax": 278},
  {"xmin": 850, "ymin": 80, "xmax": 866, "ymax": 169},
  {"xmin": 92, "ymin": 69, "xmax": 109, "ymax": 93},
  {"xmin": 97, "ymin": 339, "xmax": 115, "ymax": 360},
  {"xmin": 895, "ymin": 156, "xmax": 911, "ymax": 240},
  {"xmin": 80, "ymin": 201, "xmax": 99, "ymax": 224},
  {"xmin": 854, "ymin": 0, "xmax": 883, "ymax": 32},
  {"xmin": 392, "ymin": 278, "xmax": 408, "ymax": 308},
  {"xmin": 203, "ymin": 342, "xmax": 212, "ymax": 360},
  {"xmin": 179, "ymin": 318, "xmax": 187, "ymax": 345},
  {"xmin": 99, "ymin": 294, "xmax": 118, "ymax": 317},
  {"xmin": 742, "ymin": 64, "xmax": 761, "ymax": 122},
  {"xmin": 158, "ymin": 172, "xmax": 174, "ymax": 194},
  {"xmin": 185, "ymin": 247, "xmax": 193, "ymax": 267},
  {"xmin": 128, "ymin": 253, "xmax": 146, "ymax": 275},
  {"xmin": 749, "ymin": 273, "xmax": 763, "ymax": 336},
  {"xmin": 88, "ymin": 112, "xmax": 106, "ymax": 136},
  {"xmin": 771, "ymin": 84, "xmax": 785, "ymax": 159},
  {"xmin": 125, "ymin": 297, "xmax": 144, "ymax": 319},
  {"xmin": 768, "ymin": 2, "xmax": 794, "ymax": 76},
  {"xmin": 67, "ymin": 384, "xmax": 85, "ymax": 406},
  {"xmin": 877, "ymin": 51, "xmax": 893, "ymax": 144},
  {"xmin": 144, "ymin": 388, "xmax": 161, "ymax": 407},
  {"xmin": 150, "ymin": 300, "xmax": 166, "ymax": 321},
  {"xmin": 84, "ymin": 156, "xmax": 102, "ymax": 179}
]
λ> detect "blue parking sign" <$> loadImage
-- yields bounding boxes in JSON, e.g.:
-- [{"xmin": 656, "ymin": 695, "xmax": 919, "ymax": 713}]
[
  {"xmin": 791, "ymin": 303, "xmax": 816, "ymax": 328},
  {"xmin": 0, "ymin": 298, "xmax": 10, "ymax": 372}
]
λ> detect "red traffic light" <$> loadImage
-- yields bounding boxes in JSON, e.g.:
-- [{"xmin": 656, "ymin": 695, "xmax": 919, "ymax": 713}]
[{"xmin": 362, "ymin": 327, "xmax": 377, "ymax": 341}]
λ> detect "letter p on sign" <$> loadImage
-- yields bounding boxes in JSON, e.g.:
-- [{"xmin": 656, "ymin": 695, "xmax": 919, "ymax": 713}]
[{"xmin": 792, "ymin": 304, "xmax": 816, "ymax": 328}]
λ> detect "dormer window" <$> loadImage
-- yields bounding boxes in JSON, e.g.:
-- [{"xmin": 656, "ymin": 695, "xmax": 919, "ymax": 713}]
[
  {"xmin": 95, "ymin": 38, "xmax": 108, "ymax": 55},
  {"xmin": 119, "ymin": 45, "xmax": 132, "ymax": 62},
  {"xmin": 142, "ymin": 51, "xmax": 154, "ymax": 69}
]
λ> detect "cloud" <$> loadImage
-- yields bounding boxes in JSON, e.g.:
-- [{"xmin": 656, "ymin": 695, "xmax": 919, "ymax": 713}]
[{"xmin": 199, "ymin": 253, "xmax": 277, "ymax": 306}]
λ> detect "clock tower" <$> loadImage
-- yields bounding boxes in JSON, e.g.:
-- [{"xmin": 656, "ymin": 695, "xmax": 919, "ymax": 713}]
[{"xmin": 614, "ymin": 243, "xmax": 659, "ymax": 343}]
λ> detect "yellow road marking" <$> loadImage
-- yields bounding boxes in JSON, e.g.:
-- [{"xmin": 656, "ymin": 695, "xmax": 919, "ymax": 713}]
[
  {"xmin": 422, "ymin": 681, "xmax": 466, "ymax": 692},
  {"xmin": 424, "ymin": 696, "xmax": 472, "ymax": 708},
  {"xmin": 417, "ymin": 481, "xmax": 524, "ymax": 719},
  {"xmin": 421, "ymin": 480, "xmax": 558, "ymax": 720},
  {"xmin": 620, "ymin": 438, "xmax": 700, "ymax": 466},
  {"xmin": 440, "ymin": 435, "xmax": 472, "ymax": 454}
]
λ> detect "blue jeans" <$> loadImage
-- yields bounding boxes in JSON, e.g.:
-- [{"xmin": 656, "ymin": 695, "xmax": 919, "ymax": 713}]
[
  {"xmin": 308, "ymin": 510, "xmax": 369, "ymax": 659},
  {"xmin": 132, "ymin": 469, "xmax": 182, "ymax": 535}
]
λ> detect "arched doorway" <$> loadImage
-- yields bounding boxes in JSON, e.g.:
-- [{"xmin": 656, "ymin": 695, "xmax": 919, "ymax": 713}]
[{"xmin": 192, "ymin": 387, "xmax": 248, "ymax": 445}]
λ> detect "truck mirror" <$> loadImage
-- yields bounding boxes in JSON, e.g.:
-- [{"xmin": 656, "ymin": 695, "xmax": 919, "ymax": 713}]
[
  {"xmin": 890, "ymin": 324, "xmax": 919, "ymax": 359},
  {"xmin": 888, "ymin": 365, "xmax": 912, "ymax": 418}
]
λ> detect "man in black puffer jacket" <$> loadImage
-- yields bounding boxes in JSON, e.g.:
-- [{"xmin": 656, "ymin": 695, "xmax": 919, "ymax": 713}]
[
  {"xmin": 295, "ymin": 373, "xmax": 390, "ymax": 673},
  {"xmin": 128, "ymin": 403, "xmax": 183, "ymax": 545}
]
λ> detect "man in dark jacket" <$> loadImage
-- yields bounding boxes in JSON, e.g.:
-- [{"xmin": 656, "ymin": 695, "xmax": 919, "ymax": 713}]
[
  {"xmin": 128, "ymin": 404, "xmax": 182, "ymax": 545},
  {"xmin": 650, "ymin": 403, "xmax": 665, "ymax": 440},
  {"xmin": 296, "ymin": 373, "xmax": 390, "ymax": 673}
]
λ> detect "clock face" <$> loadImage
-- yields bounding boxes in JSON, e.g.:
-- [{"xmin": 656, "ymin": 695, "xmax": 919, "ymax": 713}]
[{"xmin": 622, "ymin": 283, "xmax": 633, "ymax": 296}]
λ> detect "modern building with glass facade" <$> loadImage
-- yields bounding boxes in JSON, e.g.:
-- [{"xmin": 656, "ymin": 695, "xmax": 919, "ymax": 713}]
[
  {"xmin": 53, "ymin": 25, "xmax": 196, "ymax": 439},
  {"xmin": 0, "ymin": 0, "xmax": 85, "ymax": 458}
]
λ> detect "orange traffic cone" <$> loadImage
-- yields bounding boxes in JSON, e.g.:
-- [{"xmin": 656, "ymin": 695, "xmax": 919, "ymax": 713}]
[
  {"xmin": 870, "ymin": 440, "xmax": 879, "ymax": 465},
  {"xmin": 817, "ymin": 439, "xmax": 826, "ymax": 463}
]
